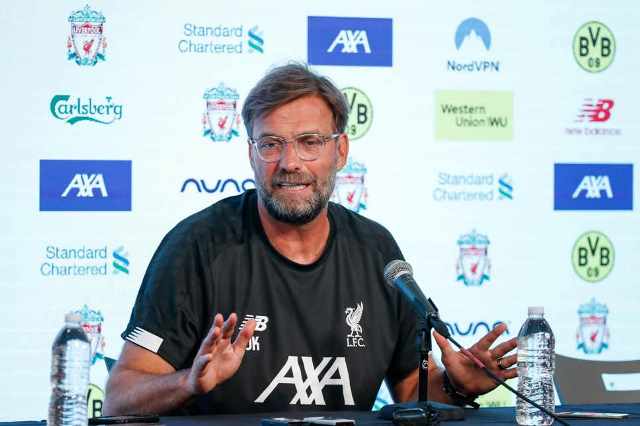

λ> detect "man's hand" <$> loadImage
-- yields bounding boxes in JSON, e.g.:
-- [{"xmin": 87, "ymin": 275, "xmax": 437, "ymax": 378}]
[
  {"xmin": 433, "ymin": 323, "xmax": 517, "ymax": 397},
  {"xmin": 185, "ymin": 313, "xmax": 256, "ymax": 395}
]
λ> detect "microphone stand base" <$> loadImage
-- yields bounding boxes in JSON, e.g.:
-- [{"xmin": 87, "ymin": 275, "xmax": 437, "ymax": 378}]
[{"xmin": 379, "ymin": 400, "xmax": 465, "ymax": 423}]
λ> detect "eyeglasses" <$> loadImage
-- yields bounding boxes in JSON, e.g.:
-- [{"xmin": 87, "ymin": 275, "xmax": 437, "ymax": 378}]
[{"xmin": 248, "ymin": 132, "xmax": 341, "ymax": 163}]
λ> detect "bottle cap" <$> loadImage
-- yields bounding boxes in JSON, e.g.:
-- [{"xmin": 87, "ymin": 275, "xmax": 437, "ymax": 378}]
[
  {"xmin": 65, "ymin": 312, "xmax": 82, "ymax": 323},
  {"xmin": 528, "ymin": 306, "xmax": 544, "ymax": 315}
]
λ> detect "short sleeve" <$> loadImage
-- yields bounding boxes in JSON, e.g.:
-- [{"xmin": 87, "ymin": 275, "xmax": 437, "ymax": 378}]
[{"xmin": 121, "ymin": 224, "xmax": 208, "ymax": 370}]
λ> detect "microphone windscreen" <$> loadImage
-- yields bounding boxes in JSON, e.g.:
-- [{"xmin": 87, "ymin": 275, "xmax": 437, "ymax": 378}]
[{"xmin": 383, "ymin": 259, "xmax": 413, "ymax": 284}]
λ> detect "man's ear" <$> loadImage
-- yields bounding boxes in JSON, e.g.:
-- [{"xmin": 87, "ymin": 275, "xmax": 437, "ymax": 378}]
[{"xmin": 336, "ymin": 133, "xmax": 349, "ymax": 170}]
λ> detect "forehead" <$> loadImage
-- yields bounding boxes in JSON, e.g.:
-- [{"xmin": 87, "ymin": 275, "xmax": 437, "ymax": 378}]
[{"xmin": 253, "ymin": 95, "xmax": 334, "ymax": 135}]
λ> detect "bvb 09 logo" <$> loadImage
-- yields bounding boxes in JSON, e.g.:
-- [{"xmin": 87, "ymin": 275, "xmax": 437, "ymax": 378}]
[
  {"xmin": 573, "ymin": 21, "xmax": 615, "ymax": 73},
  {"xmin": 572, "ymin": 231, "xmax": 614, "ymax": 282},
  {"xmin": 342, "ymin": 87, "xmax": 372, "ymax": 140}
]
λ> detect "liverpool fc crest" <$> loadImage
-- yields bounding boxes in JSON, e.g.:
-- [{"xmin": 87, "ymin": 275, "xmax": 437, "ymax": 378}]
[
  {"xmin": 331, "ymin": 158, "xmax": 368, "ymax": 213},
  {"xmin": 456, "ymin": 229, "xmax": 491, "ymax": 286},
  {"xmin": 202, "ymin": 83, "xmax": 241, "ymax": 142},
  {"xmin": 576, "ymin": 298, "xmax": 610, "ymax": 355},
  {"xmin": 67, "ymin": 5, "xmax": 107, "ymax": 66}
]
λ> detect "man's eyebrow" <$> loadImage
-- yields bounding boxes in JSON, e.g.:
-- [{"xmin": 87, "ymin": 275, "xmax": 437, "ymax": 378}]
[{"xmin": 257, "ymin": 130, "xmax": 323, "ymax": 138}]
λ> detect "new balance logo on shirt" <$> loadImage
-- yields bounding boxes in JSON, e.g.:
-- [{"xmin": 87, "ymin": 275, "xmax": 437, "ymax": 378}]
[
  {"xmin": 240, "ymin": 314, "xmax": 269, "ymax": 352},
  {"xmin": 255, "ymin": 356, "xmax": 354, "ymax": 406},
  {"xmin": 125, "ymin": 327, "xmax": 163, "ymax": 353}
]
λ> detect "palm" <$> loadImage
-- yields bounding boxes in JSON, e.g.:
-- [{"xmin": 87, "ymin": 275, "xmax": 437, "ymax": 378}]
[
  {"xmin": 187, "ymin": 313, "xmax": 256, "ymax": 395},
  {"xmin": 435, "ymin": 323, "xmax": 518, "ymax": 397}
]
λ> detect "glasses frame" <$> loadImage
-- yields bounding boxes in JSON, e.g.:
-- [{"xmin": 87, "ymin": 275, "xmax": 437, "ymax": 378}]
[{"xmin": 248, "ymin": 132, "xmax": 342, "ymax": 163}]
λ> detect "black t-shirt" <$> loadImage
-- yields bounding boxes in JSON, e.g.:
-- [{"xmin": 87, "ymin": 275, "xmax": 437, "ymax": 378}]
[{"xmin": 122, "ymin": 190, "xmax": 417, "ymax": 414}]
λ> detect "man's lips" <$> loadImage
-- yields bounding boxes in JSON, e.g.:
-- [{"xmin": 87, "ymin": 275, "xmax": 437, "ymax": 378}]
[{"xmin": 274, "ymin": 182, "xmax": 311, "ymax": 191}]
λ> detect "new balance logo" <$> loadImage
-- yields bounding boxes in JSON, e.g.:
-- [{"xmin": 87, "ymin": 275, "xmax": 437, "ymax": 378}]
[
  {"xmin": 327, "ymin": 30, "xmax": 371, "ymax": 54},
  {"xmin": 255, "ymin": 356, "xmax": 354, "ymax": 406},
  {"xmin": 239, "ymin": 314, "xmax": 269, "ymax": 331},
  {"xmin": 61, "ymin": 173, "xmax": 108, "ymax": 197},
  {"xmin": 126, "ymin": 327, "xmax": 163, "ymax": 353},
  {"xmin": 572, "ymin": 175, "xmax": 613, "ymax": 199}
]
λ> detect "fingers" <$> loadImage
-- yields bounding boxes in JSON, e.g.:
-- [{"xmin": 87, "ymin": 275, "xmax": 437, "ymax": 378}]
[
  {"xmin": 433, "ymin": 330, "xmax": 455, "ymax": 357},
  {"xmin": 474, "ymin": 322, "xmax": 509, "ymax": 351},
  {"xmin": 232, "ymin": 319, "xmax": 256, "ymax": 351},
  {"xmin": 502, "ymin": 367, "xmax": 518, "ymax": 380},
  {"xmin": 191, "ymin": 353, "xmax": 213, "ymax": 378},
  {"xmin": 198, "ymin": 314, "xmax": 224, "ymax": 354},
  {"xmin": 492, "ymin": 337, "xmax": 517, "ymax": 359},
  {"xmin": 221, "ymin": 313, "xmax": 238, "ymax": 339}
]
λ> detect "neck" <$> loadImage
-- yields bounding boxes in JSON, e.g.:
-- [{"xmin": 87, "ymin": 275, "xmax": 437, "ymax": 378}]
[{"xmin": 257, "ymin": 198, "xmax": 331, "ymax": 265}]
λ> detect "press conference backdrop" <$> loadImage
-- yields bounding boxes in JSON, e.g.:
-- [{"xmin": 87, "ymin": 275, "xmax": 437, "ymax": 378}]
[{"xmin": 2, "ymin": 0, "xmax": 639, "ymax": 421}]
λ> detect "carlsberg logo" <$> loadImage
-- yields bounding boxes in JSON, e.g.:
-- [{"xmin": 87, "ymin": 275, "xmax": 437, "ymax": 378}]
[{"xmin": 50, "ymin": 95, "xmax": 123, "ymax": 125}]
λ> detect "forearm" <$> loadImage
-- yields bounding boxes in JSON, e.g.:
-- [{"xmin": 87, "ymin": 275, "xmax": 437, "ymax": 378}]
[{"xmin": 103, "ymin": 367, "xmax": 193, "ymax": 415}]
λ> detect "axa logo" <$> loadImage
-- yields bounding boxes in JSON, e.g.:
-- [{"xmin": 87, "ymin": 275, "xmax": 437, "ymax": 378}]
[
  {"xmin": 40, "ymin": 160, "xmax": 132, "ymax": 211},
  {"xmin": 345, "ymin": 302, "xmax": 365, "ymax": 348},
  {"xmin": 180, "ymin": 178, "xmax": 255, "ymax": 194},
  {"xmin": 554, "ymin": 163, "xmax": 632, "ymax": 211},
  {"xmin": 62, "ymin": 174, "xmax": 108, "ymax": 198},
  {"xmin": 328, "ymin": 30, "xmax": 371, "ymax": 54},
  {"xmin": 67, "ymin": 5, "xmax": 107, "ymax": 66},
  {"xmin": 445, "ymin": 321, "xmax": 509, "ymax": 337},
  {"xmin": 308, "ymin": 16, "xmax": 392, "ymax": 67},
  {"xmin": 576, "ymin": 99, "xmax": 614, "ymax": 123},
  {"xmin": 255, "ymin": 356, "xmax": 354, "ymax": 406}
]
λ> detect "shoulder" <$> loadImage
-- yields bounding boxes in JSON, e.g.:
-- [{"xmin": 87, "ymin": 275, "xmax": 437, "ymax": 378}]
[
  {"xmin": 329, "ymin": 202, "xmax": 402, "ymax": 258},
  {"xmin": 160, "ymin": 190, "xmax": 254, "ymax": 253}
]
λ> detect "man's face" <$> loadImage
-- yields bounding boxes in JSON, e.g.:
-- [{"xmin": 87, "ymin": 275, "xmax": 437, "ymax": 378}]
[{"xmin": 249, "ymin": 95, "xmax": 349, "ymax": 225}]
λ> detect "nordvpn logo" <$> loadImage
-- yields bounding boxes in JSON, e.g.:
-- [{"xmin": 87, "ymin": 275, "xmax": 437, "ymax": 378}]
[
  {"xmin": 448, "ymin": 17, "xmax": 499, "ymax": 72},
  {"xmin": 307, "ymin": 16, "xmax": 392, "ymax": 67}
]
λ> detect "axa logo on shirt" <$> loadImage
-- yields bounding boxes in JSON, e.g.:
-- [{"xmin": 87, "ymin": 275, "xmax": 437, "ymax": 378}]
[
  {"xmin": 554, "ymin": 163, "xmax": 632, "ymax": 211},
  {"xmin": 255, "ymin": 356, "xmax": 354, "ymax": 406},
  {"xmin": 40, "ymin": 160, "xmax": 132, "ymax": 211},
  {"xmin": 307, "ymin": 16, "xmax": 392, "ymax": 67}
]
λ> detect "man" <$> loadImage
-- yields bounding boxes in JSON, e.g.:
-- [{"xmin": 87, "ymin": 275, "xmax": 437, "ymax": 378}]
[{"xmin": 104, "ymin": 64, "xmax": 517, "ymax": 415}]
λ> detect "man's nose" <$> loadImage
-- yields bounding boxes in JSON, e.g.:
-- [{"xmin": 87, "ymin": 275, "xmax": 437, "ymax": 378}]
[{"xmin": 278, "ymin": 141, "xmax": 302, "ymax": 171}]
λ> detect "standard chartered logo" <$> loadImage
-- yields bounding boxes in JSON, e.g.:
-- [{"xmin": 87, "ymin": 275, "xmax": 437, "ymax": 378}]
[
  {"xmin": 40, "ymin": 245, "xmax": 130, "ymax": 277},
  {"xmin": 572, "ymin": 231, "xmax": 614, "ymax": 282},
  {"xmin": 573, "ymin": 21, "xmax": 615, "ymax": 73},
  {"xmin": 342, "ymin": 87, "xmax": 372, "ymax": 140}
]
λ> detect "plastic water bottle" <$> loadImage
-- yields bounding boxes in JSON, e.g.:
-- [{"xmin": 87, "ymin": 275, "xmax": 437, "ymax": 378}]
[
  {"xmin": 516, "ymin": 306, "xmax": 555, "ymax": 425},
  {"xmin": 49, "ymin": 312, "xmax": 91, "ymax": 426}
]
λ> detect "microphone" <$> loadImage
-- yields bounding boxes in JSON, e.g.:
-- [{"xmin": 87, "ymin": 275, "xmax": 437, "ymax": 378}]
[
  {"xmin": 383, "ymin": 260, "xmax": 450, "ymax": 337},
  {"xmin": 383, "ymin": 260, "xmax": 569, "ymax": 426}
]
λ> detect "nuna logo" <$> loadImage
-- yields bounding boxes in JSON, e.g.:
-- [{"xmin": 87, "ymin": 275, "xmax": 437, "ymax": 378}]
[
  {"xmin": 308, "ymin": 16, "xmax": 392, "ymax": 67},
  {"xmin": 445, "ymin": 321, "xmax": 509, "ymax": 337},
  {"xmin": 554, "ymin": 163, "xmax": 632, "ymax": 211},
  {"xmin": 40, "ymin": 160, "xmax": 132, "ymax": 211},
  {"xmin": 180, "ymin": 178, "xmax": 255, "ymax": 194}
]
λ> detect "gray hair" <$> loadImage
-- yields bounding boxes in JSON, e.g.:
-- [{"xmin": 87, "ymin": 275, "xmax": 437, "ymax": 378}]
[{"xmin": 242, "ymin": 63, "xmax": 348, "ymax": 138}]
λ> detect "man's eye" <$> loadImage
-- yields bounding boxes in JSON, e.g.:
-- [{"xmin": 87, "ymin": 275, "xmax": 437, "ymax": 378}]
[
  {"xmin": 260, "ymin": 141, "xmax": 281, "ymax": 150},
  {"xmin": 299, "ymin": 137, "xmax": 323, "ymax": 147}
]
